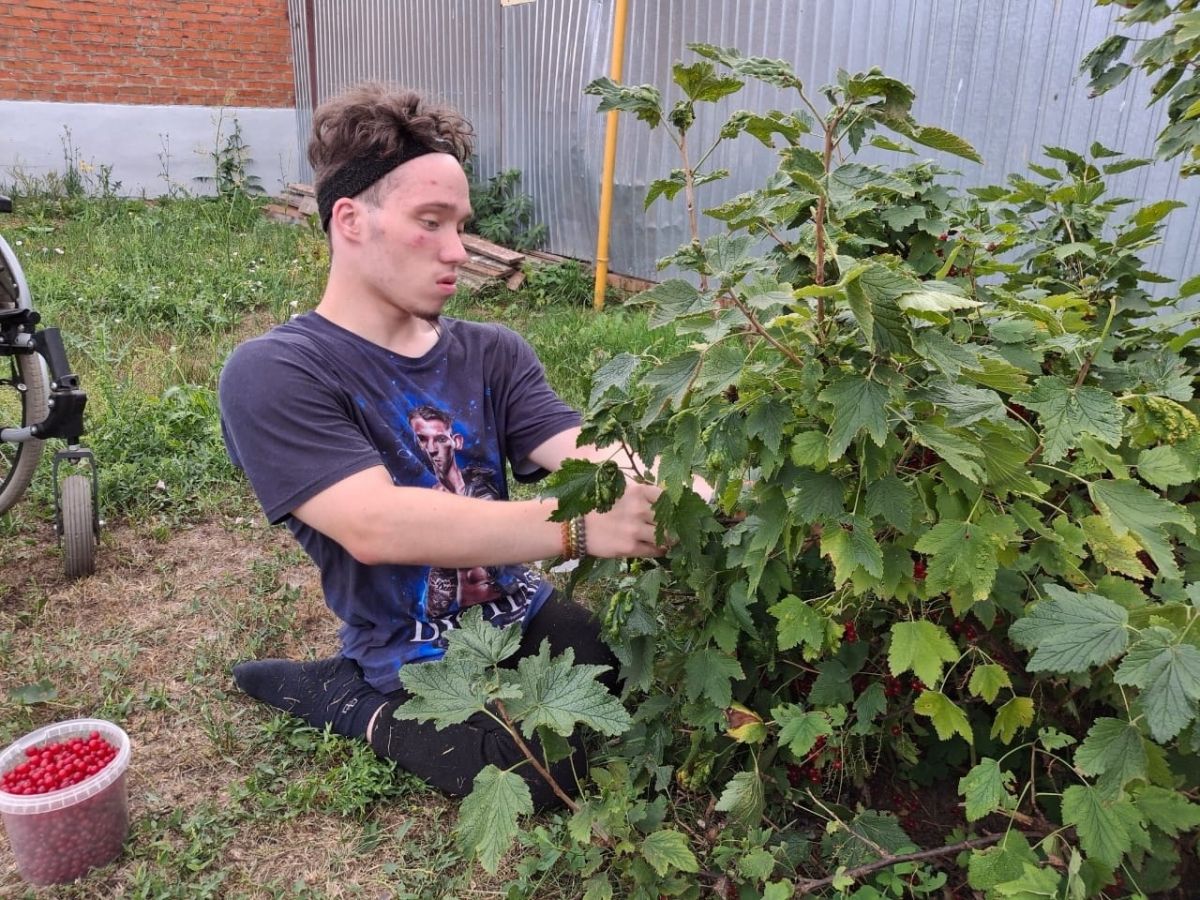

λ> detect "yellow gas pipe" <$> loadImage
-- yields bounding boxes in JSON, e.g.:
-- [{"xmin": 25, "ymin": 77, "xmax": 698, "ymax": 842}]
[{"xmin": 592, "ymin": 0, "xmax": 630, "ymax": 310}]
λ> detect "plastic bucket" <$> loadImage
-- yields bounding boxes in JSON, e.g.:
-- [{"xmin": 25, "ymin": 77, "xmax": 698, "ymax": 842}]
[{"xmin": 0, "ymin": 718, "xmax": 131, "ymax": 886}]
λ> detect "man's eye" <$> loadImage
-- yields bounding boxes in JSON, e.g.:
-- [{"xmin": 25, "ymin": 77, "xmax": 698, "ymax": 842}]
[{"xmin": 420, "ymin": 219, "xmax": 439, "ymax": 229}]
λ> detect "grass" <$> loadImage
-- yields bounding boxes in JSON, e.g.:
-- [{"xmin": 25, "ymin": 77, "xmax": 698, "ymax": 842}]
[{"xmin": 0, "ymin": 191, "xmax": 669, "ymax": 896}]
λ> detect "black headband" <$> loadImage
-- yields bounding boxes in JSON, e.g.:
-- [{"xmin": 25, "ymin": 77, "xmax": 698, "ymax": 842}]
[{"xmin": 317, "ymin": 144, "xmax": 442, "ymax": 232}]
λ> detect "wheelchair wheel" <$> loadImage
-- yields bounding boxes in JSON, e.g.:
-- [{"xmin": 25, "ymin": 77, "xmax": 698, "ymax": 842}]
[
  {"xmin": 0, "ymin": 351, "xmax": 50, "ymax": 514},
  {"xmin": 61, "ymin": 473, "xmax": 96, "ymax": 579}
]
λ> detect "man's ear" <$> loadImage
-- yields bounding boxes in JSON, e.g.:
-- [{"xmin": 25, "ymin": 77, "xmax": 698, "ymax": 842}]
[
  {"xmin": 453, "ymin": 434, "xmax": 464, "ymax": 450},
  {"xmin": 329, "ymin": 197, "xmax": 365, "ymax": 242}
]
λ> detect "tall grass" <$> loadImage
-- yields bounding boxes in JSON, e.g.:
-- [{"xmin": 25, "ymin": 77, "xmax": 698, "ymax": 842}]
[{"xmin": 2, "ymin": 194, "xmax": 666, "ymax": 530}]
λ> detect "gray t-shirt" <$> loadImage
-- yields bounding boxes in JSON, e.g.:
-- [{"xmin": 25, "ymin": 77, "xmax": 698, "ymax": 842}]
[{"xmin": 219, "ymin": 312, "xmax": 580, "ymax": 691}]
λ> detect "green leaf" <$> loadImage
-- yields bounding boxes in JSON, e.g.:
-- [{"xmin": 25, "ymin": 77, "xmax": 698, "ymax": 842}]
[
  {"xmin": 1131, "ymin": 199, "xmax": 1186, "ymax": 227},
  {"xmin": 768, "ymin": 595, "xmax": 825, "ymax": 653},
  {"xmin": 583, "ymin": 76, "xmax": 662, "ymax": 127},
  {"xmin": 747, "ymin": 397, "xmax": 791, "ymax": 458},
  {"xmin": 542, "ymin": 458, "xmax": 625, "ymax": 521},
  {"xmin": 1114, "ymin": 628, "xmax": 1200, "ymax": 742},
  {"xmin": 443, "ymin": 606, "xmax": 523, "ymax": 668},
  {"xmin": 774, "ymin": 704, "xmax": 834, "ymax": 757},
  {"xmin": 690, "ymin": 43, "xmax": 805, "ymax": 92},
  {"xmin": 920, "ymin": 381, "xmax": 1007, "ymax": 427},
  {"xmin": 830, "ymin": 810, "xmax": 916, "ymax": 867},
  {"xmin": 456, "ymin": 765, "xmax": 533, "ymax": 874},
  {"xmin": 994, "ymin": 863, "xmax": 1064, "ymax": 898},
  {"xmin": 672, "ymin": 61, "xmax": 743, "ymax": 103},
  {"xmin": 645, "ymin": 171, "xmax": 687, "ymax": 208},
  {"xmin": 790, "ymin": 470, "xmax": 847, "ymax": 523},
  {"xmin": 897, "ymin": 286, "xmax": 982, "ymax": 313},
  {"xmin": 506, "ymin": 640, "xmax": 631, "ymax": 738},
  {"xmin": 967, "ymin": 833, "xmax": 1038, "ymax": 891},
  {"xmin": 968, "ymin": 664, "xmax": 1012, "ymax": 703},
  {"xmin": 684, "ymin": 648, "xmax": 744, "ymax": 708},
  {"xmin": 1133, "ymin": 786, "xmax": 1200, "ymax": 837},
  {"xmin": 914, "ymin": 690, "xmax": 973, "ymax": 744},
  {"xmin": 906, "ymin": 124, "xmax": 982, "ymax": 162},
  {"xmin": 962, "ymin": 356, "xmax": 1030, "ymax": 394},
  {"xmin": 1019, "ymin": 376, "xmax": 1124, "ymax": 464},
  {"xmin": 819, "ymin": 374, "xmax": 891, "ymax": 459},
  {"xmin": 588, "ymin": 352, "xmax": 640, "ymax": 409},
  {"xmin": 914, "ymin": 520, "xmax": 1002, "ymax": 604},
  {"xmin": 581, "ymin": 875, "xmax": 613, "ymax": 900},
  {"xmin": 865, "ymin": 475, "xmax": 915, "ymax": 530},
  {"xmin": 809, "ymin": 659, "xmax": 853, "ymax": 706},
  {"xmin": 761, "ymin": 882, "xmax": 793, "ymax": 900},
  {"xmin": 397, "ymin": 656, "xmax": 503, "ymax": 729},
  {"xmin": 1136, "ymin": 444, "xmax": 1198, "ymax": 489},
  {"xmin": 1091, "ymin": 479, "xmax": 1194, "ymax": 580},
  {"xmin": 845, "ymin": 264, "xmax": 914, "ymax": 354},
  {"xmin": 640, "ymin": 351, "xmax": 703, "ymax": 422},
  {"xmin": 1081, "ymin": 515, "xmax": 1152, "ymax": 579},
  {"xmin": 1009, "ymin": 585, "xmax": 1129, "ymax": 673},
  {"xmin": 960, "ymin": 758, "xmax": 1017, "ymax": 821},
  {"xmin": 641, "ymin": 829, "xmax": 700, "ymax": 876},
  {"xmin": 715, "ymin": 770, "xmax": 765, "ymax": 825},
  {"xmin": 980, "ymin": 428, "xmax": 1048, "ymax": 499},
  {"xmin": 1075, "ymin": 718, "xmax": 1148, "ymax": 789},
  {"xmin": 8, "ymin": 679, "xmax": 57, "ymax": 706},
  {"xmin": 739, "ymin": 847, "xmax": 776, "ymax": 881},
  {"xmin": 888, "ymin": 621, "xmax": 959, "ymax": 687},
  {"xmin": 822, "ymin": 516, "xmax": 885, "ymax": 581},
  {"xmin": 914, "ymin": 330, "xmax": 981, "ymax": 378},
  {"xmin": 639, "ymin": 279, "xmax": 707, "ymax": 327},
  {"xmin": 912, "ymin": 422, "xmax": 985, "ymax": 482},
  {"xmin": 991, "ymin": 696, "xmax": 1034, "ymax": 744},
  {"xmin": 790, "ymin": 431, "xmax": 829, "ymax": 469},
  {"xmin": 1061, "ymin": 784, "xmax": 1143, "ymax": 868}
]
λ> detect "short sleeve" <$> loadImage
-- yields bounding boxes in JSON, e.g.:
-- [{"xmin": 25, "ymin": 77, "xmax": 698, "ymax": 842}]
[
  {"xmin": 488, "ymin": 326, "xmax": 581, "ymax": 481},
  {"xmin": 219, "ymin": 336, "xmax": 384, "ymax": 523}
]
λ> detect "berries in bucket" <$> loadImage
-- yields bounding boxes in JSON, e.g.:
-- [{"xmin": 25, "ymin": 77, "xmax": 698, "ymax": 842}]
[{"xmin": 0, "ymin": 718, "xmax": 131, "ymax": 886}]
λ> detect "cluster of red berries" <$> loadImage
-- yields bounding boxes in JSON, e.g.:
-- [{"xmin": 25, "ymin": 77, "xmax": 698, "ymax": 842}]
[
  {"xmin": 883, "ymin": 675, "xmax": 925, "ymax": 697},
  {"xmin": 893, "ymin": 792, "xmax": 922, "ymax": 833},
  {"xmin": 951, "ymin": 619, "xmax": 980, "ymax": 643},
  {"xmin": 842, "ymin": 621, "xmax": 858, "ymax": 643},
  {"xmin": 912, "ymin": 558, "xmax": 928, "ymax": 581},
  {"xmin": 1, "ymin": 732, "xmax": 117, "ymax": 796}
]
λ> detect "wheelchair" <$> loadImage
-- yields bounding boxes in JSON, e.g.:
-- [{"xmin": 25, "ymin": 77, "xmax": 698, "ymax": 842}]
[{"xmin": 0, "ymin": 194, "xmax": 98, "ymax": 578}]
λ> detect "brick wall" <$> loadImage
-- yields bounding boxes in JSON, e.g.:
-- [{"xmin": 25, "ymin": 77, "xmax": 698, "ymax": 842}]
[{"xmin": 1, "ymin": 0, "xmax": 294, "ymax": 107}]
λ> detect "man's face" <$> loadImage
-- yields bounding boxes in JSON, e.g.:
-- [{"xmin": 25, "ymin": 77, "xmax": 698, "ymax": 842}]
[
  {"xmin": 357, "ymin": 153, "xmax": 472, "ymax": 322},
  {"xmin": 411, "ymin": 416, "xmax": 461, "ymax": 477}
]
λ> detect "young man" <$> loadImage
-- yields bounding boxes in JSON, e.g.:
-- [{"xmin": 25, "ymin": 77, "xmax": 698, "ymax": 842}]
[{"xmin": 218, "ymin": 84, "xmax": 665, "ymax": 808}]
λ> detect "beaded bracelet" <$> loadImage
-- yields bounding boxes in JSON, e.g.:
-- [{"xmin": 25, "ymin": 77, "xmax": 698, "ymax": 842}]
[{"xmin": 560, "ymin": 516, "xmax": 588, "ymax": 559}]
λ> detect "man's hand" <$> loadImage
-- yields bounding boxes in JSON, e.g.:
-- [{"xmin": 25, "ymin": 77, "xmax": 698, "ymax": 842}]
[{"xmin": 584, "ymin": 478, "xmax": 665, "ymax": 558}]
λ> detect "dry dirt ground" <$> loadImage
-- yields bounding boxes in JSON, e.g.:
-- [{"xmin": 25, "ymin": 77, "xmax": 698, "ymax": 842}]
[{"xmin": 0, "ymin": 516, "xmax": 521, "ymax": 898}]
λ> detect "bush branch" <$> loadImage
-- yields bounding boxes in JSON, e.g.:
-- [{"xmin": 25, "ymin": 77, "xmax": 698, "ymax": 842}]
[{"xmin": 791, "ymin": 833, "xmax": 1010, "ymax": 895}]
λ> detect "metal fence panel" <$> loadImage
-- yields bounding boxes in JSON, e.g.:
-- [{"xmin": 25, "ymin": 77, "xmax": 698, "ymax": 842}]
[{"xmin": 292, "ymin": 0, "xmax": 1197, "ymax": 290}]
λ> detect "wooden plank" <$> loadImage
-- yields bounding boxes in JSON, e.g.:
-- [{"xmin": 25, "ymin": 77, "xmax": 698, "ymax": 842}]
[
  {"xmin": 461, "ymin": 233, "xmax": 526, "ymax": 266},
  {"xmin": 461, "ymin": 259, "xmax": 513, "ymax": 278}
]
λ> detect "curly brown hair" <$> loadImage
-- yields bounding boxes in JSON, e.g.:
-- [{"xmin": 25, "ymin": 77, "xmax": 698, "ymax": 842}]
[{"xmin": 308, "ymin": 83, "xmax": 474, "ymax": 208}]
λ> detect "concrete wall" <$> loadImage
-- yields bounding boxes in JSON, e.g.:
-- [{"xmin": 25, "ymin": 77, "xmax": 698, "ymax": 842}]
[
  {"xmin": 1, "ymin": 101, "xmax": 300, "ymax": 198},
  {"xmin": 0, "ymin": 0, "xmax": 298, "ymax": 197}
]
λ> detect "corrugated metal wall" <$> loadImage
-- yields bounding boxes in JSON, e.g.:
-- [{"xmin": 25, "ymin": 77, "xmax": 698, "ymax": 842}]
[{"xmin": 290, "ymin": 0, "xmax": 1198, "ymax": 290}]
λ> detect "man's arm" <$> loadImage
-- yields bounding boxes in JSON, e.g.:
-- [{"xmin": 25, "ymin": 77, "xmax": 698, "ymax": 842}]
[
  {"xmin": 527, "ymin": 426, "xmax": 714, "ymax": 501},
  {"xmin": 291, "ymin": 460, "xmax": 664, "ymax": 567}
]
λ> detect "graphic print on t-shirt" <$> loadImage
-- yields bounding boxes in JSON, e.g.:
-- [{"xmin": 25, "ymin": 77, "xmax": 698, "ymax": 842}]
[{"xmin": 401, "ymin": 400, "xmax": 541, "ymax": 634}]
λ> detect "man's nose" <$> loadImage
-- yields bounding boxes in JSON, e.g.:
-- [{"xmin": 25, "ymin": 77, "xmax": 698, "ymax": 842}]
[{"xmin": 443, "ymin": 231, "xmax": 468, "ymax": 265}]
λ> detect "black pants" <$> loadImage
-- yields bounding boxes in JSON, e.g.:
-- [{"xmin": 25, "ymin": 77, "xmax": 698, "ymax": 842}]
[{"xmin": 233, "ymin": 593, "xmax": 618, "ymax": 809}]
